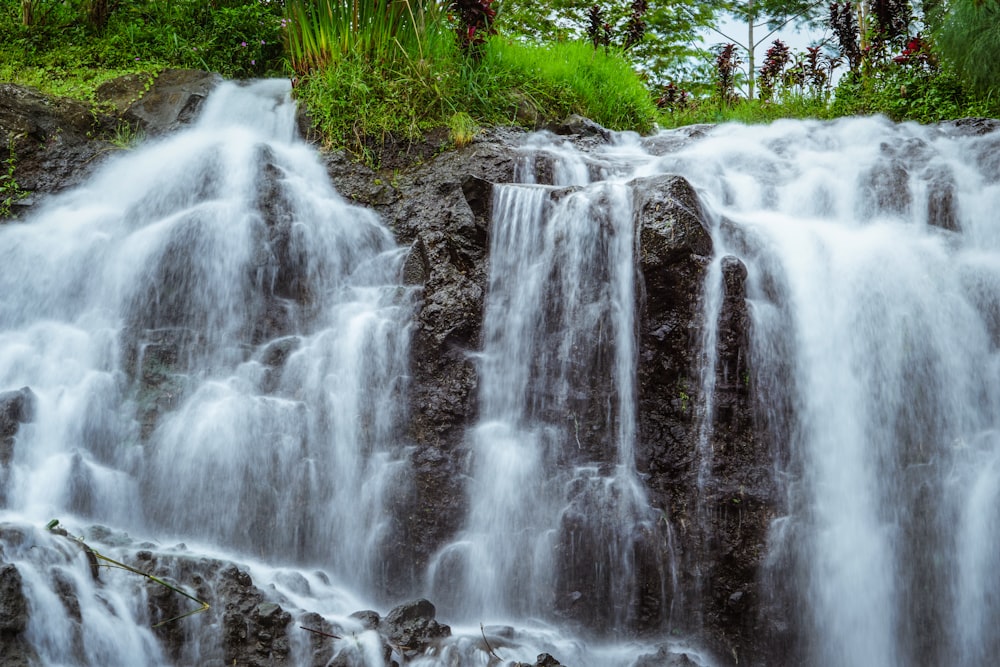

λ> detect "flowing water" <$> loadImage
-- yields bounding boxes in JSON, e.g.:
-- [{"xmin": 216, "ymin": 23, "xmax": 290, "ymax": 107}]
[
  {"xmin": 653, "ymin": 117, "xmax": 1000, "ymax": 666},
  {"xmin": 429, "ymin": 139, "xmax": 660, "ymax": 634},
  {"xmin": 3, "ymin": 78, "xmax": 1000, "ymax": 667}
]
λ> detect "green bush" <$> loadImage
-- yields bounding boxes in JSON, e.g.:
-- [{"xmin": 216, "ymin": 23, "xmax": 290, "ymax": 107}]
[{"xmin": 830, "ymin": 65, "xmax": 990, "ymax": 123}]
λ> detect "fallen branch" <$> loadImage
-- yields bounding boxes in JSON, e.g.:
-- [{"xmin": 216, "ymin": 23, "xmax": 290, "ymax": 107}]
[
  {"xmin": 299, "ymin": 625, "xmax": 342, "ymax": 640},
  {"xmin": 480, "ymin": 622, "xmax": 503, "ymax": 661},
  {"xmin": 46, "ymin": 519, "xmax": 210, "ymax": 627}
]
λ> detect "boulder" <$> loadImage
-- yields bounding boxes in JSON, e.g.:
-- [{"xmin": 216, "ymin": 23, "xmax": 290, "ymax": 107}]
[
  {"xmin": 380, "ymin": 598, "xmax": 450, "ymax": 655},
  {"xmin": 122, "ymin": 69, "xmax": 222, "ymax": 136}
]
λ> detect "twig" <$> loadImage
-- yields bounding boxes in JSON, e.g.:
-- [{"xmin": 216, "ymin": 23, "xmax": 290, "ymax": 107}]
[
  {"xmin": 480, "ymin": 622, "xmax": 503, "ymax": 661},
  {"xmin": 46, "ymin": 519, "xmax": 210, "ymax": 627},
  {"xmin": 299, "ymin": 625, "xmax": 342, "ymax": 640}
]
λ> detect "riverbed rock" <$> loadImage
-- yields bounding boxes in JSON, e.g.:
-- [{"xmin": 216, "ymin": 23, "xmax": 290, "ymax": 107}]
[
  {"xmin": 380, "ymin": 598, "xmax": 451, "ymax": 656},
  {"xmin": 0, "ymin": 563, "xmax": 34, "ymax": 667}
]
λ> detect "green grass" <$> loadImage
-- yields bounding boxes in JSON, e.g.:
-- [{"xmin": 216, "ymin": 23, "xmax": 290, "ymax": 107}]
[
  {"xmin": 296, "ymin": 35, "xmax": 661, "ymax": 158},
  {"xmin": 661, "ymin": 94, "xmax": 835, "ymax": 127},
  {"xmin": 473, "ymin": 39, "xmax": 660, "ymax": 133}
]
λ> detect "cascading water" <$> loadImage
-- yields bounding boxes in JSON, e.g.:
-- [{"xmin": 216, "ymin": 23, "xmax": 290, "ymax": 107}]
[
  {"xmin": 429, "ymin": 139, "xmax": 661, "ymax": 636},
  {"xmin": 654, "ymin": 117, "xmax": 1000, "ymax": 666},
  {"xmin": 0, "ymin": 79, "xmax": 417, "ymax": 664}
]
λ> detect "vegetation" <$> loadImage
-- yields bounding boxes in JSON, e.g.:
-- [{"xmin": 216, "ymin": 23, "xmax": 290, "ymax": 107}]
[{"xmin": 0, "ymin": 0, "xmax": 997, "ymax": 161}]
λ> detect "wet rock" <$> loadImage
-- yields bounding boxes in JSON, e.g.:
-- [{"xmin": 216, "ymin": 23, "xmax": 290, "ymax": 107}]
[
  {"xmin": 860, "ymin": 157, "xmax": 911, "ymax": 218},
  {"xmin": 0, "ymin": 387, "xmax": 36, "ymax": 478},
  {"xmin": 350, "ymin": 609, "xmax": 381, "ymax": 630},
  {"xmin": 326, "ymin": 131, "xmax": 518, "ymax": 593},
  {"xmin": 633, "ymin": 646, "xmax": 700, "ymax": 667},
  {"xmin": 217, "ymin": 566, "xmax": 292, "ymax": 667},
  {"xmin": 0, "ymin": 83, "xmax": 117, "ymax": 212},
  {"xmin": 0, "ymin": 386, "xmax": 36, "ymax": 438},
  {"xmin": 942, "ymin": 117, "xmax": 1000, "ymax": 137},
  {"xmin": 0, "ymin": 564, "xmax": 34, "ymax": 667},
  {"xmin": 515, "ymin": 653, "xmax": 565, "ymax": 667},
  {"xmin": 548, "ymin": 114, "xmax": 612, "ymax": 141},
  {"xmin": 122, "ymin": 69, "xmax": 222, "ymax": 136},
  {"xmin": 380, "ymin": 598, "xmax": 450, "ymax": 655},
  {"xmin": 925, "ymin": 165, "xmax": 959, "ymax": 232},
  {"xmin": 0, "ymin": 564, "xmax": 27, "ymax": 634}
]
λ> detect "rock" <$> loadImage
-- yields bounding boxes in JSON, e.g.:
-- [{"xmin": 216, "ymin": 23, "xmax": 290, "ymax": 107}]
[
  {"xmin": 328, "ymin": 130, "xmax": 519, "ymax": 592},
  {"xmin": 0, "ymin": 562, "xmax": 37, "ymax": 666},
  {"xmin": 380, "ymin": 598, "xmax": 450, "ymax": 654},
  {"xmin": 0, "ymin": 564, "xmax": 28, "ymax": 634},
  {"xmin": 548, "ymin": 114, "xmax": 611, "ymax": 141},
  {"xmin": 0, "ymin": 387, "xmax": 36, "ymax": 474},
  {"xmin": 0, "ymin": 387, "xmax": 36, "ymax": 438},
  {"xmin": 633, "ymin": 646, "xmax": 700, "ymax": 667},
  {"xmin": 122, "ymin": 69, "xmax": 222, "ymax": 136},
  {"xmin": 925, "ymin": 165, "xmax": 959, "ymax": 232},
  {"xmin": 349, "ymin": 609, "xmax": 381, "ymax": 630},
  {"xmin": 0, "ymin": 83, "xmax": 117, "ymax": 210},
  {"xmin": 217, "ymin": 566, "xmax": 292, "ymax": 667}
]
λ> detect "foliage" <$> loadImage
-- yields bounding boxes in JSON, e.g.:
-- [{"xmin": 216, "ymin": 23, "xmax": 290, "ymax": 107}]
[
  {"xmin": 494, "ymin": 0, "xmax": 722, "ymax": 88},
  {"xmin": 713, "ymin": 0, "xmax": 829, "ymax": 98},
  {"xmin": 758, "ymin": 39, "xmax": 792, "ymax": 101},
  {"xmin": 295, "ymin": 35, "xmax": 658, "ymax": 160},
  {"xmin": 450, "ymin": 0, "xmax": 497, "ymax": 54},
  {"xmin": 830, "ymin": 62, "xmax": 988, "ymax": 122},
  {"xmin": 1, "ymin": 0, "xmax": 285, "ymax": 85},
  {"xmin": 829, "ymin": 1, "xmax": 861, "ymax": 71},
  {"xmin": 934, "ymin": 0, "xmax": 1000, "ymax": 96},
  {"xmin": 283, "ymin": 0, "xmax": 446, "ymax": 76},
  {"xmin": 714, "ymin": 43, "xmax": 742, "ymax": 106},
  {"xmin": 661, "ymin": 93, "xmax": 834, "ymax": 126},
  {"xmin": 822, "ymin": 0, "xmax": 998, "ymax": 121}
]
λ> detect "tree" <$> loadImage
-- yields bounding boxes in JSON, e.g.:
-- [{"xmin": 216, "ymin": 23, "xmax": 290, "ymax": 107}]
[
  {"xmin": 934, "ymin": 0, "xmax": 1000, "ymax": 95},
  {"xmin": 699, "ymin": 0, "xmax": 828, "ymax": 98},
  {"xmin": 494, "ymin": 0, "xmax": 726, "ymax": 85}
]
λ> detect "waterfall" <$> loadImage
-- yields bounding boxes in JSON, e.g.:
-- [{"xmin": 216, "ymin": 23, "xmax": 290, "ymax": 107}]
[
  {"xmin": 657, "ymin": 116, "xmax": 1000, "ymax": 666},
  {"xmin": 0, "ymin": 80, "xmax": 416, "ymax": 664},
  {"xmin": 429, "ymin": 138, "xmax": 660, "ymax": 635}
]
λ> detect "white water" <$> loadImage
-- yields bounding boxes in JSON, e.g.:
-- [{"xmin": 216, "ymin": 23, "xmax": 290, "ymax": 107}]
[
  {"xmin": 429, "ymin": 140, "xmax": 660, "ymax": 635},
  {"xmin": 655, "ymin": 117, "xmax": 1000, "ymax": 666},
  {"xmin": 0, "ymin": 79, "xmax": 418, "ymax": 665}
]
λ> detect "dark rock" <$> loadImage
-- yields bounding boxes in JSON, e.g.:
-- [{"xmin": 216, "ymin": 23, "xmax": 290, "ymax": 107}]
[
  {"xmin": 925, "ymin": 165, "xmax": 959, "ymax": 232},
  {"xmin": 0, "ymin": 564, "xmax": 27, "ymax": 634},
  {"xmin": 123, "ymin": 69, "xmax": 222, "ymax": 136},
  {"xmin": 349, "ymin": 609, "xmax": 381, "ymax": 630},
  {"xmin": 217, "ymin": 565, "xmax": 292, "ymax": 667},
  {"xmin": 0, "ymin": 540, "xmax": 40, "ymax": 666},
  {"xmin": 0, "ymin": 83, "xmax": 117, "ymax": 213},
  {"xmin": 326, "ymin": 131, "xmax": 518, "ymax": 593},
  {"xmin": 633, "ymin": 646, "xmax": 700, "ymax": 667},
  {"xmin": 380, "ymin": 598, "xmax": 450, "ymax": 654},
  {"xmin": 0, "ymin": 387, "xmax": 36, "ymax": 438},
  {"xmin": 941, "ymin": 117, "xmax": 1000, "ymax": 137},
  {"xmin": 548, "ymin": 114, "xmax": 612, "ymax": 141},
  {"xmin": 94, "ymin": 73, "xmax": 158, "ymax": 113},
  {"xmin": 632, "ymin": 175, "xmax": 771, "ymax": 662},
  {"xmin": 0, "ymin": 387, "xmax": 36, "ymax": 476}
]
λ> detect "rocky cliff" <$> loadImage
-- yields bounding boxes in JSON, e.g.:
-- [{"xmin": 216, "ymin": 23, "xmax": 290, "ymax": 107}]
[{"xmin": 0, "ymin": 71, "xmax": 772, "ymax": 665}]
